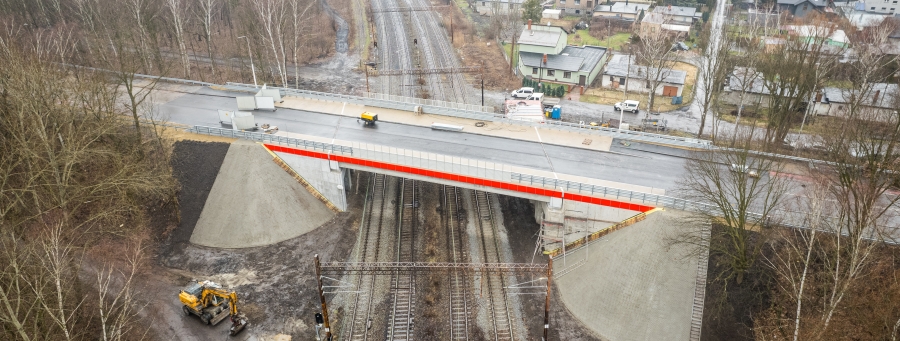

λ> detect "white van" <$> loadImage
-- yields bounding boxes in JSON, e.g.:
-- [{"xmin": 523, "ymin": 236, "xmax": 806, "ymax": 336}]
[
  {"xmin": 525, "ymin": 93, "xmax": 544, "ymax": 102},
  {"xmin": 614, "ymin": 100, "xmax": 640, "ymax": 113},
  {"xmin": 511, "ymin": 87, "xmax": 534, "ymax": 99}
]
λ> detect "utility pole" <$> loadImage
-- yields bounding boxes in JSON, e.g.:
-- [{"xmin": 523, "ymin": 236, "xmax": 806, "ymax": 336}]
[
  {"xmin": 481, "ymin": 62, "xmax": 485, "ymax": 107},
  {"xmin": 314, "ymin": 254, "xmax": 332, "ymax": 341},
  {"xmin": 543, "ymin": 256, "xmax": 553, "ymax": 341}
]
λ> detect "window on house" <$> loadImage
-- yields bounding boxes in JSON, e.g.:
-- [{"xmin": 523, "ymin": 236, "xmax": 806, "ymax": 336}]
[
  {"xmin": 482, "ymin": 1, "xmax": 486, "ymax": 5},
  {"xmin": 575, "ymin": 0, "xmax": 581, "ymax": 5},
  {"xmin": 588, "ymin": 1, "xmax": 593, "ymax": 7},
  {"xmin": 872, "ymin": 6, "xmax": 877, "ymax": 9},
  {"xmin": 547, "ymin": 70, "xmax": 556, "ymax": 76},
  {"xmin": 883, "ymin": 7, "xmax": 888, "ymax": 9},
  {"xmin": 803, "ymin": 4, "xmax": 808, "ymax": 10},
  {"xmin": 575, "ymin": 9, "xmax": 580, "ymax": 14},
  {"xmin": 560, "ymin": 0, "xmax": 566, "ymax": 4},
  {"xmin": 532, "ymin": 67, "xmax": 538, "ymax": 74},
  {"xmin": 509, "ymin": 3, "xmax": 513, "ymax": 8},
  {"xmin": 564, "ymin": 72, "xmax": 572, "ymax": 78},
  {"xmin": 619, "ymin": 77, "xmax": 625, "ymax": 84},
  {"xmin": 609, "ymin": 76, "xmax": 614, "ymax": 82}
]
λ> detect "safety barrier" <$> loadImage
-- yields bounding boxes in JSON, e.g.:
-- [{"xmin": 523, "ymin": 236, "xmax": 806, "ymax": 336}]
[
  {"xmin": 188, "ymin": 126, "xmax": 353, "ymax": 154},
  {"xmin": 512, "ymin": 173, "xmax": 707, "ymax": 210}
]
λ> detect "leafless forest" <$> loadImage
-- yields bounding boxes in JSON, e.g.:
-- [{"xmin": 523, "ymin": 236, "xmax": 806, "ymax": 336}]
[{"xmin": 0, "ymin": 0, "xmax": 340, "ymax": 86}]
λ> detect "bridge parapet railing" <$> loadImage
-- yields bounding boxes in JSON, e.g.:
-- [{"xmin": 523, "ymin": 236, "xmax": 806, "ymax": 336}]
[{"xmin": 189, "ymin": 126, "xmax": 354, "ymax": 154}]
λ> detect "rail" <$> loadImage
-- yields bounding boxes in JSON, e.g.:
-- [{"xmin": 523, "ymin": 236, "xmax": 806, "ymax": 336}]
[
  {"xmin": 189, "ymin": 126, "xmax": 353, "ymax": 154},
  {"xmin": 364, "ymin": 92, "xmax": 494, "ymax": 113},
  {"xmin": 511, "ymin": 173, "xmax": 705, "ymax": 210},
  {"xmin": 321, "ymin": 262, "xmax": 547, "ymax": 274}
]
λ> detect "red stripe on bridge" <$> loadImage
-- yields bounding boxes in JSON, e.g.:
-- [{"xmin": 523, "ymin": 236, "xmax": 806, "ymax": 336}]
[{"xmin": 264, "ymin": 144, "xmax": 655, "ymax": 212}]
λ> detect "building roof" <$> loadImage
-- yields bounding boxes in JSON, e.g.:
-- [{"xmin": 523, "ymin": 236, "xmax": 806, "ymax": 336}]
[
  {"xmin": 560, "ymin": 45, "xmax": 608, "ymax": 72},
  {"xmin": 518, "ymin": 25, "xmax": 565, "ymax": 47},
  {"xmin": 822, "ymin": 83, "xmax": 899, "ymax": 108},
  {"xmin": 520, "ymin": 52, "xmax": 585, "ymax": 72},
  {"xmin": 727, "ymin": 66, "xmax": 769, "ymax": 94},
  {"xmin": 602, "ymin": 54, "xmax": 687, "ymax": 85},
  {"xmin": 782, "ymin": 25, "xmax": 849, "ymax": 44},
  {"xmin": 641, "ymin": 13, "xmax": 693, "ymax": 31},
  {"xmin": 594, "ymin": 2, "xmax": 651, "ymax": 14},
  {"xmin": 652, "ymin": 5, "xmax": 697, "ymax": 17},
  {"xmin": 777, "ymin": 0, "xmax": 829, "ymax": 6}
]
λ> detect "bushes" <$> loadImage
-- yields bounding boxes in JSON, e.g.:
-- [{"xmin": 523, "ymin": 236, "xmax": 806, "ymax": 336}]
[{"xmin": 521, "ymin": 78, "xmax": 567, "ymax": 97}]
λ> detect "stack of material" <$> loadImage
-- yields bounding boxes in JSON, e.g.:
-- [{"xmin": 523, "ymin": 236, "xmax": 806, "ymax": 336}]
[{"xmin": 504, "ymin": 100, "xmax": 545, "ymax": 122}]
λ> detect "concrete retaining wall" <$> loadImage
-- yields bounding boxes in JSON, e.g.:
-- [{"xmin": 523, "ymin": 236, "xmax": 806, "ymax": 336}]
[{"xmin": 274, "ymin": 151, "xmax": 348, "ymax": 211}]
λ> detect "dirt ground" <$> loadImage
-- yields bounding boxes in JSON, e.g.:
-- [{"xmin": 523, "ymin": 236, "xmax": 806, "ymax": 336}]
[
  {"xmin": 700, "ymin": 225, "xmax": 774, "ymax": 341},
  {"xmin": 145, "ymin": 140, "xmax": 364, "ymax": 340},
  {"xmin": 498, "ymin": 196, "xmax": 603, "ymax": 341}
]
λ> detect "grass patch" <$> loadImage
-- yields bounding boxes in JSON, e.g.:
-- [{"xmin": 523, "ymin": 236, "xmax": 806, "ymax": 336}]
[{"xmin": 568, "ymin": 31, "xmax": 631, "ymax": 50}]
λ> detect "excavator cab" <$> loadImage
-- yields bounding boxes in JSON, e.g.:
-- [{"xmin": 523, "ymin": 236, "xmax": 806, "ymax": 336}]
[{"xmin": 179, "ymin": 280, "xmax": 249, "ymax": 336}]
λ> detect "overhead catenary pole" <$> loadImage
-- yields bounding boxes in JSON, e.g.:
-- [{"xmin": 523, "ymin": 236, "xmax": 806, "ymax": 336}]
[{"xmin": 314, "ymin": 254, "xmax": 332, "ymax": 340}]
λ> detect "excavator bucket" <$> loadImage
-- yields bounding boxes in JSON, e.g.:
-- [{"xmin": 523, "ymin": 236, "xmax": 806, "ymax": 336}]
[{"xmin": 229, "ymin": 314, "xmax": 249, "ymax": 336}]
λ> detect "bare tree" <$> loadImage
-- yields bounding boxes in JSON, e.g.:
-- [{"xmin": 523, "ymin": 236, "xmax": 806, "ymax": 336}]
[
  {"xmin": 633, "ymin": 22, "xmax": 682, "ymax": 115},
  {"xmin": 677, "ymin": 130, "xmax": 792, "ymax": 283},
  {"xmin": 165, "ymin": 0, "xmax": 191, "ymax": 78},
  {"xmin": 694, "ymin": 22, "xmax": 732, "ymax": 139},
  {"xmin": 252, "ymin": 0, "xmax": 289, "ymax": 86},
  {"xmin": 195, "ymin": 0, "xmax": 219, "ymax": 80},
  {"xmin": 287, "ymin": 0, "xmax": 315, "ymax": 88}
]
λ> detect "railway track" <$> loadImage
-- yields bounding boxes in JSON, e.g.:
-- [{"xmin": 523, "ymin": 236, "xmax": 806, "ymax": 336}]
[
  {"xmin": 387, "ymin": 179, "xmax": 418, "ymax": 340},
  {"xmin": 472, "ymin": 191, "xmax": 514, "ymax": 341},
  {"xmin": 444, "ymin": 186, "xmax": 471, "ymax": 340},
  {"xmin": 344, "ymin": 174, "xmax": 389, "ymax": 341}
]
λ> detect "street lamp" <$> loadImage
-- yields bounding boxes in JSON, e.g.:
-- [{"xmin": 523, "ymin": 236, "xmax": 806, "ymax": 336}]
[{"xmin": 237, "ymin": 36, "xmax": 258, "ymax": 88}]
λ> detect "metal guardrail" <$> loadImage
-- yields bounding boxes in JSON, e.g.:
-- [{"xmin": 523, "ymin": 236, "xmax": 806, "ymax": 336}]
[
  {"xmin": 60, "ymin": 64, "xmax": 217, "ymax": 87},
  {"xmin": 363, "ymin": 92, "xmax": 495, "ymax": 113},
  {"xmin": 511, "ymin": 173, "xmax": 708, "ymax": 211},
  {"xmin": 189, "ymin": 126, "xmax": 354, "ymax": 154}
]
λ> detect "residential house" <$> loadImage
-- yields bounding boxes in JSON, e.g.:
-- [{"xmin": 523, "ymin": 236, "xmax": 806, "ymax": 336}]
[
  {"xmin": 592, "ymin": 2, "xmax": 651, "ymax": 21},
  {"xmin": 721, "ymin": 66, "xmax": 774, "ymax": 108},
  {"xmin": 640, "ymin": 12, "xmax": 692, "ymax": 34},
  {"xmin": 813, "ymin": 83, "xmax": 899, "ymax": 121},
  {"xmin": 475, "ymin": 0, "xmax": 524, "ymax": 16},
  {"xmin": 516, "ymin": 22, "xmax": 609, "ymax": 87},
  {"xmin": 651, "ymin": 5, "xmax": 698, "ymax": 24},
  {"xmin": 782, "ymin": 25, "xmax": 850, "ymax": 48},
  {"xmin": 776, "ymin": 0, "xmax": 833, "ymax": 17},
  {"xmin": 600, "ymin": 54, "xmax": 687, "ymax": 96},
  {"xmin": 862, "ymin": 0, "xmax": 900, "ymax": 15},
  {"xmin": 556, "ymin": 0, "xmax": 596, "ymax": 15}
]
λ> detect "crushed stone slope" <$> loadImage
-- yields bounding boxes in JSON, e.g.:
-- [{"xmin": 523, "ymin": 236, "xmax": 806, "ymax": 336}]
[
  {"xmin": 555, "ymin": 210, "xmax": 698, "ymax": 341},
  {"xmin": 190, "ymin": 139, "xmax": 335, "ymax": 248}
]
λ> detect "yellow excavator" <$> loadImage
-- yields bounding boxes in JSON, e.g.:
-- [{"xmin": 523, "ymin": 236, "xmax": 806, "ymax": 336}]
[{"xmin": 179, "ymin": 280, "xmax": 249, "ymax": 336}]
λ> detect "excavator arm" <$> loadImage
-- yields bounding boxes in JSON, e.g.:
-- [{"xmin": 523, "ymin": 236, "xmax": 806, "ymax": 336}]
[{"xmin": 199, "ymin": 287, "xmax": 247, "ymax": 335}]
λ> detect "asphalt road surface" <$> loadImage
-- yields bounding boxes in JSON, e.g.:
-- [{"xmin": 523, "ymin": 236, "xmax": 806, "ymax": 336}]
[{"xmin": 159, "ymin": 87, "xmax": 690, "ymax": 192}]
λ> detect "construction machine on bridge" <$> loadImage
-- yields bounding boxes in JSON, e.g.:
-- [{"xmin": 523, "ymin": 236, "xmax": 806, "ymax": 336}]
[{"xmin": 179, "ymin": 280, "xmax": 249, "ymax": 336}]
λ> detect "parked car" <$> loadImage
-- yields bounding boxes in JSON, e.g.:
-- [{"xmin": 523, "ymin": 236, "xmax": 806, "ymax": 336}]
[
  {"xmin": 511, "ymin": 87, "xmax": 535, "ymax": 99},
  {"xmin": 730, "ymin": 163, "xmax": 760, "ymax": 178},
  {"xmin": 614, "ymin": 100, "xmax": 640, "ymax": 113}
]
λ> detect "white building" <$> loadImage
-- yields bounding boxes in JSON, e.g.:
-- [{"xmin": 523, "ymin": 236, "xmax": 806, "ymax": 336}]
[
  {"xmin": 600, "ymin": 54, "xmax": 687, "ymax": 97},
  {"xmin": 475, "ymin": 0, "xmax": 524, "ymax": 16}
]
